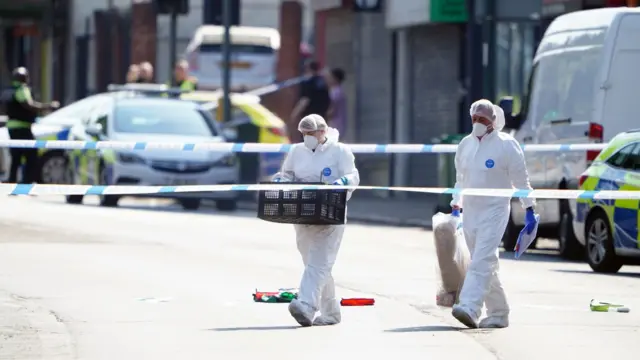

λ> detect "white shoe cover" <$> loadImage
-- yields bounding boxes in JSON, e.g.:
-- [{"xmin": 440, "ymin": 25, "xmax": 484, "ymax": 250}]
[
  {"xmin": 288, "ymin": 299, "xmax": 314, "ymax": 327},
  {"xmin": 452, "ymin": 304, "xmax": 479, "ymax": 329},
  {"xmin": 479, "ymin": 315, "xmax": 509, "ymax": 328}
]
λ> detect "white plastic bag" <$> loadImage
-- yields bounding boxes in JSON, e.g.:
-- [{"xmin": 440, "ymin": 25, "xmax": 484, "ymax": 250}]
[{"xmin": 432, "ymin": 212, "xmax": 471, "ymax": 307}]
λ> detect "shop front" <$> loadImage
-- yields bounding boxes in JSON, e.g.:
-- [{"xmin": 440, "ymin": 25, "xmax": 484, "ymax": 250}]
[{"xmin": 0, "ymin": 0, "xmax": 69, "ymax": 103}]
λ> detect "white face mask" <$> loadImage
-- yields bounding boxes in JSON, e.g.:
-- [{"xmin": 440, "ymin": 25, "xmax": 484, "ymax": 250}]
[
  {"xmin": 472, "ymin": 123, "xmax": 488, "ymax": 137},
  {"xmin": 303, "ymin": 135, "xmax": 319, "ymax": 150}
]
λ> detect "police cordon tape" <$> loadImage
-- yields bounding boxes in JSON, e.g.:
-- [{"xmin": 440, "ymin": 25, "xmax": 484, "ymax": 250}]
[
  {"xmin": 199, "ymin": 76, "xmax": 308, "ymax": 111},
  {"xmin": 2, "ymin": 183, "xmax": 638, "ymax": 199},
  {"xmin": 0, "ymin": 140, "xmax": 609, "ymax": 153}
]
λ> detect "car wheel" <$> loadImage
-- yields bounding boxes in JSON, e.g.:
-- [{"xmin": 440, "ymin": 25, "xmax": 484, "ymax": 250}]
[
  {"xmin": 65, "ymin": 195, "xmax": 83, "ymax": 204},
  {"xmin": 585, "ymin": 209, "xmax": 622, "ymax": 273},
  {"xmin": 181, "ymin": 198, "xmax": 201, "ymax": 210},
  {"xmin": 98, "ymin": 163, "xmax": 119, "ymax": 207},
  {"xmin": 502, "ymin": 211, "xmax": 520, "ymax": 252},
  {"xmin": 216, "ymin": 199, "xmax": 237, "ymax": 211},
  {"xmin": 558, "ymin": 200, "xmax": 583, "ymax": 260},
  {"xmin": 40, "ymin": 152, "xmax": 69, "ymax": 184}
]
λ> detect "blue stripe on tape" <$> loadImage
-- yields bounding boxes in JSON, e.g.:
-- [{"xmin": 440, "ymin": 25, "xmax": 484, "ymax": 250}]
[
  {"xmin": 578, "ymin": 190, "xmax": 598, "ymax": 199},
  {"xmin": 11, "ymin": 184, "xmax": 33, "ymax": 195},
  {"xmin": 231, "ymin": 185, "xmax": 249, "ymax": 191},
  {"xmin": 85, "ymin": 142, "xmax": 97, "ymax": 149},
  {"xmin": 159, "ymin": 186, "xmax": 176, "ymax": 193},
  {"xmin": 512, "ymin": 190, "xmax": 532, "ymax": 198},
  {"xmin": 443, "ymin": 188, "xmax": 457, "ymax": 195},
  {"xmin": 559, "ymin": 144, "xmax": 570, "ymax": 151},
  {"xmin": 183, "ymin": 143, "xmax": 195, "ymax": 151},
  {"xmin": 279, "ymin": 144, "xmax": 292, "ymax": 152},
  {"xmin": 232, "ymin": 143, "xmax": 244, "ymax": 152},
  {"xmin": 134, "ymin": 142, "xmax": 146, "ymax": 150},
  {"xmin": 422, "ymin": 145, "xmax": 433, "ymax": 153},
  {"xmin": 375, "ymin": 145, "xmax": 386, "ymax": 153},
  {"xmin": 35, "ymin": 140, "xmax": 47, "ymax": 149},
  {"xmin": 86, "ymin": 186, "xmax": 105, "ymax": 195}
]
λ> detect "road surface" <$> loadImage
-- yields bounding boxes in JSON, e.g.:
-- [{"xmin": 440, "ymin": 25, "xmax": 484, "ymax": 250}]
[{"xmin": 0, "ymin": 196, "xmax": 639, "ymax": 359}]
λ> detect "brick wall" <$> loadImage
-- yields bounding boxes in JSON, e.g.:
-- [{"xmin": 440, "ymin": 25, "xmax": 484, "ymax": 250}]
[
  {"xmin": 261, "ymin": 0, "xmax": 303, "ymax": 142},
  {"xmin": 130, "ymin": 0, "xmax": 157, "ymax": 78}
]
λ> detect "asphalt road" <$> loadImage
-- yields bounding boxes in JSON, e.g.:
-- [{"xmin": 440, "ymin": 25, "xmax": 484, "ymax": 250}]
[{"xmin": 1, "ymin": 196, "xmax": 639, "ymax": 359}]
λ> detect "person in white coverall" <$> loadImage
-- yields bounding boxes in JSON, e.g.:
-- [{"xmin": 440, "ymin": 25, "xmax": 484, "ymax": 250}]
[
  {"xmin": 450, "ymin": 99, "xmax": 539, "ymax": 329},
  {"xmin": 272, "ymin": 114, "xmax": 360, "ymax": 327}
]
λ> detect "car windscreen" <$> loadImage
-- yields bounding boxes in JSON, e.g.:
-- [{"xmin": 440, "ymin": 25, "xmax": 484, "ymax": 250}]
[
  {"xmin": 113, "ymin": 101, "xmax": 216, "ymax": 136},
  {"xmin": 519, "ymin": 29, "xmax": 605, "ymax": 130},
  {"xmin": 199, "ymin": 43, "xmax": 274, "ymax": 55}
]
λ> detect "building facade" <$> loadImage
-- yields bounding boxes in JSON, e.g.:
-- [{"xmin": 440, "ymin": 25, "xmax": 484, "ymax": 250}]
[
  {"xmin": 68, "ymin": 0, "xmax": 315, "ymax": 101},
  {"xmin": 312, "ymin": 0, "xmax": 468, "ymax": 193}
]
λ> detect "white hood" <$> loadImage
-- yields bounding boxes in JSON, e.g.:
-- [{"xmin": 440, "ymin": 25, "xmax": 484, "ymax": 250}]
[{"xmin": 111, "ymin": 133, "xmax": 230, "ymax": 162}]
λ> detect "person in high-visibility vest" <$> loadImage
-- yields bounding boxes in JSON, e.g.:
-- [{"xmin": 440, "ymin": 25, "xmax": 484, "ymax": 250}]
[
  {"xmin": 169, "ymin": 60, "xmax": 198, "ymax": 91},
  {"xmin": 1, "ymin": 67, "xmax": 59, "ymax": 183}
]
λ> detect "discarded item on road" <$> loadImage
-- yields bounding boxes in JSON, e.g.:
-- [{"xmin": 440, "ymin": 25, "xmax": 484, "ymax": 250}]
[
  {"xmin": 253, "ymin": 288, "xmax": 298, "ymax": 303},
  {"xmin": 432, "ymin": 212, "xmax": 470, "ymax": 308},
  {"xmin": 340, "ymin": 298, "xmax": 375, "ymax": 306},
  {"xmin": 590, "ymin": 299, "xmax": 630, "ymax": 313}
]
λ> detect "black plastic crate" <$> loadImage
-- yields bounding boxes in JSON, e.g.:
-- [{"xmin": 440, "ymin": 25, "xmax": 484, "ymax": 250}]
[{"xmin": 257, "ymin": 182, "xmax": 347, "ymax": 225}]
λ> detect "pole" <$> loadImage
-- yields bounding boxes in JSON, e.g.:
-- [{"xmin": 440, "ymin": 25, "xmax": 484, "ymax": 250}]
[
  {"xmin": 169, "ymin": 8, "xmax": 178, "ymax": 86},
  {"xmin": 222, "ymin": 0, "xmax": 232, "ymax": 123}
]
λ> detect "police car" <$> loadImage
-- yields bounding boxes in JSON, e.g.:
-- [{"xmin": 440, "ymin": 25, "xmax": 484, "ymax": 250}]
[
  {"xmin": 573, "ymin": 130, "xmax": 640, "ymax": 273},
  {"xmin": 63, "ymin": 85, "xmax": 239, "ymax": 211}
]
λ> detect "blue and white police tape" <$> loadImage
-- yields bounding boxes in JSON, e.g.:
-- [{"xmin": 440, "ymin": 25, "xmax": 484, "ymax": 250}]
[
  {"xmin": 199, "ymin": 76, "xmax": 307, "ymax": 111},
  {"xmin": 245, "ymin": 76, "xmax": 307, "ymax": 97},
  {"xmin": 0, "ymin": 140, "xmax": 609, "ymax": 153},
  {"xmin": 2, "ymin": 183, "xmax": 639, "ymax": 199}
]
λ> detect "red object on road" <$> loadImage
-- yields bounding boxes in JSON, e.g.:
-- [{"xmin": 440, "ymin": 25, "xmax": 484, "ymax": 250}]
[{"xmin": 340, "ymin": 298, "xmax": 375, "ymax": 306}]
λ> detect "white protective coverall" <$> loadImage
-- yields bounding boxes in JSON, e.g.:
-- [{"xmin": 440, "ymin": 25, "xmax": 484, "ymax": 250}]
[
  {"xmin": 450, "ymin": 100, "xmax": 535, "ymax": 329},
  {"xmin": 273, "ymin": 115, "xmax": 360, "ymax": 326}
]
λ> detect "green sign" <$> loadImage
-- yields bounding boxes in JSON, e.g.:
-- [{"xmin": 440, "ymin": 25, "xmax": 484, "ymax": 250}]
[{"xmin": 430, "ymin": 0, "xmax": 468, "ymax": 23}]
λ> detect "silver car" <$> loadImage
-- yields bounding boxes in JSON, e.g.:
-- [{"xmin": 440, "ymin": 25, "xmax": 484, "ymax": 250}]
[{"xmin": 64, "ymin": 95, "xmax": 239, "ymax": 211}]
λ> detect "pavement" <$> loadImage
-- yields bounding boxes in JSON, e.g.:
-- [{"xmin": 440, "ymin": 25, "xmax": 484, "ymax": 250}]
[{"xmin": 1, "ymin": 195, "xmax": 639, "ymax": 359}]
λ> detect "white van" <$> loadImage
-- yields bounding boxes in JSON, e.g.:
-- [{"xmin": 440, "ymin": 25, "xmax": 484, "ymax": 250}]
[
  {"xmin": 498, "ymin": 7, "xmax": 640, "ymax": 259},
  {"xmin": 185, "ymin": 25, "xmax": 280, "ymax": 91}
]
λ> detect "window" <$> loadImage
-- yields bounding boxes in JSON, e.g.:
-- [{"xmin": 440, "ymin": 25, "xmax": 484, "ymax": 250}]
[
  {"xmin": 620, "ymin": 143, "xmax": 640, "ymax": 172},
  {"xmin": 199, "ymin": 43, "xmax": 274, "ymax": 55},
  {"xmin": 113, "ymin": 101, "xmax": 216, "ymax": 136},
  {"xmin": 606, "ymin": 143, "xmax": 638, "ymax": 169},
  {"xmin": 520, "ymin": 29, "xmax": 605, "ymax": 128}
]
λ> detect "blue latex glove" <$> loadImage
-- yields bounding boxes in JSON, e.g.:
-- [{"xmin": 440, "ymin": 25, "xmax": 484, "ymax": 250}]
[
  {"xmin": 451, "ymin": 208, "xmax": 460, "ymax": 217},
  {"xmin": 332, "ymin": 177, "xmax": 348, "ymax": 186},
  {"xmin": 332, "ymin": 177, "xmax": 348, "ymax": 192},
  {"xmin": 523, "ymin": 208, "xmax": 538, "ymax": 234}
]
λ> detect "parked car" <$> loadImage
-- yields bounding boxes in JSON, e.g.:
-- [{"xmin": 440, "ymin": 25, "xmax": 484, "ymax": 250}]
[
  {"xmin": 64, "ymin": 94, "xmax": 239, "ymax": 211},
  {"xmin": 498, "ymin": 7, "xmax": 640, "ymax": 258},
  {"xmin": 181, "ymin": 91, "xmax": 288, "ymax": 184},
  {"xmin": 574, "ymin": 129, "xmax": 640, "ymax": 273}
]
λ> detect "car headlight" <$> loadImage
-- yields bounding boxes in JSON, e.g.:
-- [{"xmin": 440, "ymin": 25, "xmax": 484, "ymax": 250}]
[
  {"xmin": 213, "ymin": 154, "xmax": 236, "ymax": 167},
  {"xmin": 117, "ymin": 152, "xmax": 147, "ymax": 165}
]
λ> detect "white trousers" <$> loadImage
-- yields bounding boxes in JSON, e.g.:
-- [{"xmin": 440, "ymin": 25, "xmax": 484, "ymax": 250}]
[{"xmin": 294, "ymin": 224, "xmax": 345, "ymax": 314}]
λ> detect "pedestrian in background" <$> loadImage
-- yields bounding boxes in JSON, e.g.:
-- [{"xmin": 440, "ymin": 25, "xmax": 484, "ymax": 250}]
[
  {"xmin": 290, "ymin": 60, "xmax": 331, "ymax": 143},
  {"xmin": 126, "ymin": 64, "xmax": 140, "ymax": 83},
  {"xmin": 2, "ymin": 67, "xmax": 59, "ymax": 184},
  {"xmin": 170, "ymin": 60, "xmax": 198, "ymax": 90},
  {"xmin": 138, "ymin": 62, "xmax": 154, "ymax": 83},
  {"xmin": 325, "ymin": 68, "xmax": 347, "ymax": 137}
]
